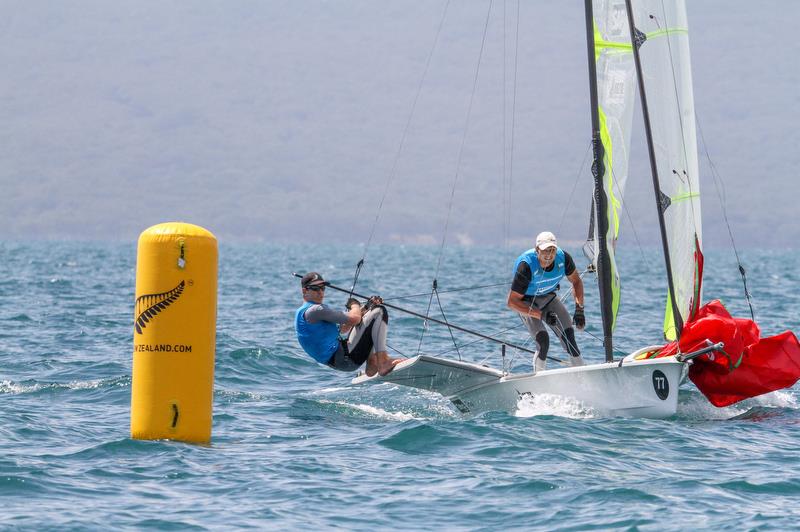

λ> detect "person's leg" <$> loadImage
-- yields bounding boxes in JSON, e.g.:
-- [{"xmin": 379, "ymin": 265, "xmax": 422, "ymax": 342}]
[
  {"xmin": 346, "ymin": 314, "xmax": 376, "ymax": 373},
  {"xmin": 543, "ymin": 298, "xmax": 584, "ymax": 365},
  {"xmin": 368, "ymin": 306, "xmax": 388, "ymax": 352},
  {"xmin": 365, "ymin": 306, "xmax": 404, "ymax": 376},
  {"xmin": 534, "ymin": 330, "xmax": 549, "ymax": 372},
  {"xmin": 348, "ymin": 306, "xmax": 402, "ymax": 376},
  {"xmin": 521, "ymin": 314, "xmax": 549, "ymax": 371}
]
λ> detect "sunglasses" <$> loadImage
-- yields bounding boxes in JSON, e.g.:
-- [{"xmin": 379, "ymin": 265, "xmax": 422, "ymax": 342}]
[{"xmin": 305, "ymin": 284, "xmax": 326, "ymax": 292}]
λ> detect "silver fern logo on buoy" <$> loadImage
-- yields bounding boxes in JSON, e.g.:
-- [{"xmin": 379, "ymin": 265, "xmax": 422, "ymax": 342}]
[
  {"xmin": 652, "ymin": 370, "xmax": 669, "ymax": 400},
  {"xmin": 134, "ymin": 281, "xmax": 185, "ymax": 334}
]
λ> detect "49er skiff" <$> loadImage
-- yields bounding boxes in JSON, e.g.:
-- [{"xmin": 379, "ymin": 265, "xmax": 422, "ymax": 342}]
[{"xmin": 345, "ymin": 0, "xmax": 800, "ymax": 417}]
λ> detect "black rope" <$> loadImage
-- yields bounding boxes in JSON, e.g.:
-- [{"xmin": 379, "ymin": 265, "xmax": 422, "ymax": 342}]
[
  {"xmin": 347, "ymin": 258, "xmax": 365, "ymax": 302},
  {"xmin": 738, "ymin": 264, "xmax": 755, "ymax": 320}
]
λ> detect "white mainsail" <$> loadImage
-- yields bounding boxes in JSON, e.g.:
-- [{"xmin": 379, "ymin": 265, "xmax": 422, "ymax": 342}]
[{"xmin": 629, "ymin": 0, "xmax": 703, "ymax": 339}]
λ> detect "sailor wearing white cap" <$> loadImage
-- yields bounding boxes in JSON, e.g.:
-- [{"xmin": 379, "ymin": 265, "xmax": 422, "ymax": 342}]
[{"xmin": 507, "ymin": 231, "xmax": 586, "ymax": 371}]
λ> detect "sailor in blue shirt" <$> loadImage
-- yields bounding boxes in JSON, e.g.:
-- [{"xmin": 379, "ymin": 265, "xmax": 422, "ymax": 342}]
[
  {"xmin": 295, "ymin": 272, "xmax": 404, "ymax": 376},
  {"xmin": 507, "ymin": 231, "xmax": 586, "ymax": 372}
]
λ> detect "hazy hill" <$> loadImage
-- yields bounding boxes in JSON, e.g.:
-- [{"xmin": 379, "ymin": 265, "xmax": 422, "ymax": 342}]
[{"xmin": 1, "ymin": 1, "xmax": 797, "ymax": 248}]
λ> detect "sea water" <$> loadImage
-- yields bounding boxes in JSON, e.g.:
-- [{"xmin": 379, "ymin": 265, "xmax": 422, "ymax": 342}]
[{"xmin": 1, "ymin": 241, "xmax": 798, "ymax": 530}]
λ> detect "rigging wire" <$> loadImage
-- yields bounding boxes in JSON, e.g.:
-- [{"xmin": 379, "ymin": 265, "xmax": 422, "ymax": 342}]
[
  {"xmin": 501, "ymin": 0, "xmax": 508, "ymax": 257},
  {"xmin": 384, "ymin": 280, "xmax": 508, "ymax": 302},
  {"xmin": 696, "ymin": 116, "xmax": 756, "ymax": 320},
  {"xmin": 412, "ymin": 268, "xmax": 621, "ymax": 369},
  {"xmin": 436, "ymin": 320, "xmax": 526, "ymax": 357},
  {"xmin": 557, "ymin": 141, "xmax": 592, "ymax": 237},
  {"xmin": 581, "ymin": 329, "xmax": 630, "ymax": 357},
  {"xmin": 432, "ymin": 0, "xmax": 494, "ymax": 281},
  {"xmin": 387, "ymin": 343, "xmax": 408, "ymax": 357},
  {"xmin": 348, "ymin": 0, "xmax": 453, "ymax": 293},
  {"xmin": 416, "ymin": 284, "xmax": 437, "ymax": 356},
  {"xmin": 506, "ymin": 0, "xmax": 521, "ymax": 258},
  {"xmin": 416, "ymin": 0, "xmax": 495, "ymax": 354},
  {"xmin": 434, "ymin": 284, "xmax": 461, "ymax": 360}
]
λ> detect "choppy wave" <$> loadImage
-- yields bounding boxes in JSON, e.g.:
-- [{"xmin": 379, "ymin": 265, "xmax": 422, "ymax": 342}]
[
  {"xmin": 677, "ymin": 388, "xmax": 799, "ymax": 421},
  {"xmin": 0, "ymin": 376, "xmax": 130, "ymax": 395},
  {"xmin": 1, "ymin": 242, "xmax": 799, "ymax": 529},
  {"xmin": 515, "ymin": 392, "xmax": 600, "ymax": 419}
]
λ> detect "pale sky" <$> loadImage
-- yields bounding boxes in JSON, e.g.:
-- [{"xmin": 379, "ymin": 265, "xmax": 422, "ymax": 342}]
[{"xmin": 1, "ymin": 1, "xmax": 798, "ymax": 247}]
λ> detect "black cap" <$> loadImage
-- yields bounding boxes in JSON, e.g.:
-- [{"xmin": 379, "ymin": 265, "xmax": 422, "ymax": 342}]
[{"xmin": 301, "ymin": 272, "xmax": 327, "ymax": 288}]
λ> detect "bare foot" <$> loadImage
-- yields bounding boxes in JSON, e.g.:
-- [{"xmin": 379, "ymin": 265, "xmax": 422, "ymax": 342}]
[
  {"xmin": 365, "ymin": 359, "xmax": 379, "ymax": 377},
  {"xmin": 379, "ymin": 357, "xmax": 407, "ymax": 376}
]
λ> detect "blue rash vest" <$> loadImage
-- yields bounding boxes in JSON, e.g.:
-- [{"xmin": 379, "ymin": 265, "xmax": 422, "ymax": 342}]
[
  {"xmin": 513, "ymin": 247, "xmax": 566, "ymax": 297},
  {"xmin": 294, "ymin": 302, "xmax": 341, "ymax": 364}
]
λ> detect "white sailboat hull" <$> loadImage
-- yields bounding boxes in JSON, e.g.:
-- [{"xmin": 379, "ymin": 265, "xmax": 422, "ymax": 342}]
[{"xmin": 353, "ymin": 355, "xmax": 684, "ymax": 419}]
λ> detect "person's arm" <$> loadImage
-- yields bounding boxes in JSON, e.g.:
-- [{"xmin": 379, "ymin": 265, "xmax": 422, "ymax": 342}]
[
  {"xmin": 507, "ymin": 261, "xmax": 540, "ymax": 318},
  {"xmin": 339, "ymin": 301, "xmax": 362, "ymax": 334},
  {"xmin": 304, "ymin": 304, "xmax": 360, "ymax": 332},
  {"xmin": 566, "ymin": 270, "xmax": 585, "ymax": 330},
  {"xmin": 507, "ymin": 290, "xmax": 542, "ymax": 320},
  {"xmin": 567, "ymin": 270, "xmax": 584, "ymax": 307}
]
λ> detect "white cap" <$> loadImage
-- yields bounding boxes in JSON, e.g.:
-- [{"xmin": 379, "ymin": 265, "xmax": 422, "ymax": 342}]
[{"xmin": 535, "ymin": 231, "xmax": 557, "ymax": 250}]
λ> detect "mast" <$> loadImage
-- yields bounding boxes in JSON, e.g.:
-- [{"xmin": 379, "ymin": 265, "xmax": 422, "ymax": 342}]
[
  {"xmin": 624, "ymin": 0, "xmax": 684, "ymax": 337},
  {"xmin": 584, "ymin": 0, "xmax": 614, "ymax": 362}
]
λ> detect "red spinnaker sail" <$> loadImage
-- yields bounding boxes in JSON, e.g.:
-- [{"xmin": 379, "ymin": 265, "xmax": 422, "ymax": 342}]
[{"xmin": 656, "ymin": 300, "xmax": 800, "ymax": 407}]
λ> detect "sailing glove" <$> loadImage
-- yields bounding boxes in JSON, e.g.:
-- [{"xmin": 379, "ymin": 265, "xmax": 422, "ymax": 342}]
[
  {"xmin": 345, "ymin": 298, "xmax": 361, "ymax": 311},
  {"xmin": 364, "ymin": 295, "xmax": 383, "ymax": 311},
  {"xmin": 573, "ymin": 305, "xmax": 585, "ymax": 330}
]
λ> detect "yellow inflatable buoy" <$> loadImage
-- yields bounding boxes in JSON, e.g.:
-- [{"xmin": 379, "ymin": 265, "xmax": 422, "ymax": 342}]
[{"xmin": 130, "ymin": 222, "xmax": 218, "ymax": 443}]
